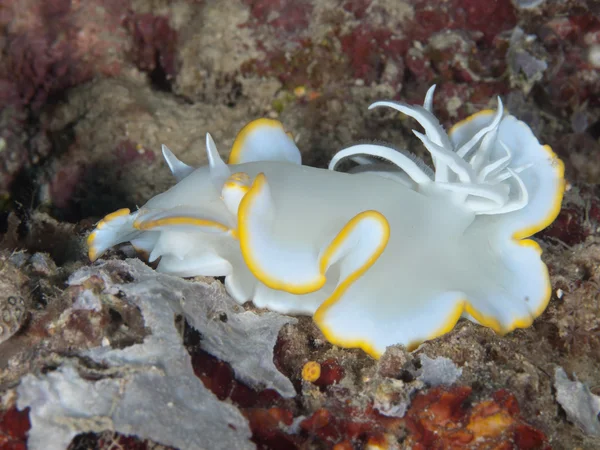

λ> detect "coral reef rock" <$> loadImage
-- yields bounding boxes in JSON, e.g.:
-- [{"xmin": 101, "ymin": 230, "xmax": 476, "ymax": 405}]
[{"xmin": 16, "ymin": 258, "xmax": 299, "ymax": 450}]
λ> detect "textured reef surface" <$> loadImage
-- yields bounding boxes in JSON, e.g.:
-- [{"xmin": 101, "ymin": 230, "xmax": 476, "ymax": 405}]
[{"xmin": 0, "ymin": 1, "xmax": 599, "ymax": 449}]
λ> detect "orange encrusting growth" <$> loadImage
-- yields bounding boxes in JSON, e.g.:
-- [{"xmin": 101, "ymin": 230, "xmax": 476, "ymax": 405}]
[{"xmin": 301, "ymin": 361, "xmax": 321, "ymax": 383}]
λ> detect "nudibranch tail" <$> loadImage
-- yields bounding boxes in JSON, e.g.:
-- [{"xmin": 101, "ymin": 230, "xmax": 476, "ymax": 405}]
[{"xmin": 87, "ymin": 208, "xmax": 138, "ymax": 262}]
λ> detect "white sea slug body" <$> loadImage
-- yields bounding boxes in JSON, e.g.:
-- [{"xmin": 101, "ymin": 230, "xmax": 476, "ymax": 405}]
[{"xmin": 87, "ymin": 86, "xmax": 565, "ymax": 358}]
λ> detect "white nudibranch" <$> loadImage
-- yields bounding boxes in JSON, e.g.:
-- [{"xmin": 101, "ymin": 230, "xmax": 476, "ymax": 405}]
[{"xmin": 87, "ymin": 87, "xmax": 565, "ymax": 358}]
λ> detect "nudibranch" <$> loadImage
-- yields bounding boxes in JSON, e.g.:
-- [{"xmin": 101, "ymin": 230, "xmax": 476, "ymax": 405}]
[{"xmin": 87, "ymin": 86, "xmax": 565, "ymax": 358}]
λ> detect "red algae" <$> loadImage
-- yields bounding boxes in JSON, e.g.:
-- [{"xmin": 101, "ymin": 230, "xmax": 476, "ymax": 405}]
[
  {"xmin": 242, "ymin": 0, "xmax": 313, "ymax": 35},
  {"xmin": 0, "ymin": 0, "xmax": 128, "ymax": 194},
  {"xmin": 245, "ymin": 407, "xmax": 297, "ymax": 450},
  {"xmin": 332, "ymin": 440, "xmax": 354, "ymax": 450},
  {"xmin": 538, "ymin": 185, "xmax": 600, "ymax": 246},
  {"xmin": 0, "ymin": 0, "xmax": 128, "ymax": 110},
  {"xmin": 314, "ymin": 358, "xmax": 345, "ymax": 387},
  {"xmin": 539, "ymin": 206, "xmax": 590, "ymax": 246},
  {"xmin": 340, "ymin": 25, "xmax": 408, "ymax": 86},
  {"xmin": 408, "ymin": 0, "xmax": 517, "ymax": 44},
  {"xmin": 404, "ymin": 387, "xmax": 550, "ymax": 450},
  {"xmin": 49, "ymin": 163, "xmax": 85, "ymax": 210},
  {"xmin": 539, "ymin": 14, "xmax": 600, "ymax": 110},
  {"xmin": 0, "ymin": 406, "xmax": 30, "ymax": 450},
  {"xmin": 189, "ymin": 344, "xmax": 390, "ymax": 448},
  {"xmin": 190, "ymin": 347, "xmax": 284, "ymax": 409},
  {"xmin": 124, "ymin": 12, "xmax": 179, "ymax": 82},
  {"xmin": 114, "ymin": 140, "xmax": 156, "ymax": 165}
]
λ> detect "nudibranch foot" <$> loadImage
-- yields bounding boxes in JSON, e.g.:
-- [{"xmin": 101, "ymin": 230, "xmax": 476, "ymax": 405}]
[{"xmin": 87, "ymin": 88, "xmax": 564, "ymax": 360}]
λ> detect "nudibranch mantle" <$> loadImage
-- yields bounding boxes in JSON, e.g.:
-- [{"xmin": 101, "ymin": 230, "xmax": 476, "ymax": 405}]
[{"xmin": 87, "ymin": 87, "xmax": 564, "ymax": 359}]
